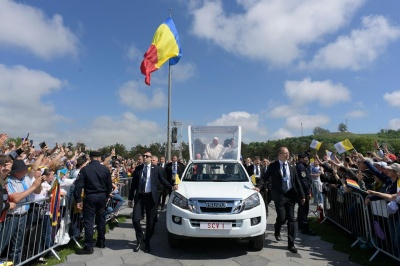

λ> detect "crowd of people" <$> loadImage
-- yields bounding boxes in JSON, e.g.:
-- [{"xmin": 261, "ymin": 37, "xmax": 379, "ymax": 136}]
[
  {"xmin": 248, "ymin": 141, "xmax": 400, "ymax": 258},
  {"xmin": 1, "ymin": 132, "xmax": 400, "ymax": 262}
]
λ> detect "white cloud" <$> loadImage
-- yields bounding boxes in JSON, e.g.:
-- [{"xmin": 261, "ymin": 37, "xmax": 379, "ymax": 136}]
[
  {"xmin": 345, "ymin": 110, "xmax": 367, "ymax": 118},
  {"xmin": 0, "ymin": 64, "xmax": 66, "ymax": 142},
  {"xmin": 127, "ymin": 43, "xmax": 142, "ymax": 61},
  {"xmin": 285, "ymin": 114, "xmax": 330, "ymax": 130},
  {"xmin": 303, "ymin": 15, "xmax": 400, "ymax": 70},
  {"xmin": 172, "ymin": 62, "xmax": 196, "ymax": 82},
  {"xmin": 0, "ymin": 0, "xmax": 79, "ymax": 59},
  {"xmin": 207, "ymin": 111, "xmax": 268, "ymax": 141},
  {"xmin": 388, "ymin": 118, "xmax": 400, "ymax": 130},
  {"xmin": 383, "ymin": 91, "xmax": 400, "ymax": 107},
  {"xmin": 118, "ymin": 80, "xmax": 167, "ymax": 110},
  {"xmin": 270, "ymin": 128, "xmax": 293, "ymax": 140},
  {"xmin": 189, "ymin": 0, "xmax": 364, "ymax": 66},
  {"xmin": 285, "ymin": 78, "xmax": 351, "ymax": 106},
  {"xmin": 267, "ymin": 105, "xmax": 305, "ymax": 118},
  {"xmin": 71, "ymin": 112, "xmax": 166, "ymax": 148}
]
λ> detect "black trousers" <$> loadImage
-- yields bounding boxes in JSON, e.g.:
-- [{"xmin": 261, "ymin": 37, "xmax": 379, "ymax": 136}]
[
  {"xmin": 297, "ymin": 196, "xmax": 310, "ymax": 231},
  {"xmin": 259, "ymin": 190, "xmax": 269, "ymax": 214},
  {"xmin": 274, "ymin": 189, "xmax": 297, "ymax": 247},
  {"xmin": 83, "ymin": 193, "xmax": 107, "ymax": 248},
  {"xmin": 132, "ymin": 193, "xmax": 158, "ymax": 245}
]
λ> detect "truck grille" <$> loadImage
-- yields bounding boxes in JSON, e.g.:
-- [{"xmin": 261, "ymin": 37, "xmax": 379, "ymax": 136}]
[{"xmin": 189, "ymin": 199, "xmax": 243, "ymax": 214}]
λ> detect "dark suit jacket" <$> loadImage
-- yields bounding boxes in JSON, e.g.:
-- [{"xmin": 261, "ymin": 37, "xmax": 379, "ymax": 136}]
[
  {"xmin": 128, "ymin": 164, "xmax": 172, "ymax": 203},
  {"xmin": 166, "ymin": 162, "xmax": 185, "ymax": 183},
  {"xmin": 259, "ymin": 166, "xmax": 269, "ymax": 189},
  {"xmin": 247, "ymin": 164, "xmax": 262, "ymax": 185},
  {"xmin": 258, "ymin": 160, "xmax": 305, "ymax": 203}
]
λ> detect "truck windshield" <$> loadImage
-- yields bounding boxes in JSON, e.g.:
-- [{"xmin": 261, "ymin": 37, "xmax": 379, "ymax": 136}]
[{"xmin": 182, "ymin": 163, "xmax": 248, "ymax": 182}]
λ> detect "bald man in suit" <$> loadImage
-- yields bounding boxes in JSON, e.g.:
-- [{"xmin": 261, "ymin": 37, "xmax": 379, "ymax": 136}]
[{"xmin": 256, "ymin": 147, "xmax": 305, "ymax": 253}]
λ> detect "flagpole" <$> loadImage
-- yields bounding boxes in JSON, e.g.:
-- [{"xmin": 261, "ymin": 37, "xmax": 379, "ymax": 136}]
[
  {"xmin": 167, "ymin": 64, "xmax": 172, "ymax": 162},
  {"xmin": 166, "ymin": 8, "xmax": 173, "ymax": 163}
]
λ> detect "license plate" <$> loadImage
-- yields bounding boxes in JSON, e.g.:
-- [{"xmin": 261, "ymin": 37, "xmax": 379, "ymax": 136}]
[{"xmin": 200, "ymin": 222, "xmax": 232, "ymax": 230}]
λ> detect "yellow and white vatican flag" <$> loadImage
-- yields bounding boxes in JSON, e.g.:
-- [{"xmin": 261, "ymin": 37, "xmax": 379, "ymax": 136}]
[
  {"xmin": 174, "ymin": 174, "xmax": 181, "ymax": 185},
  {"xmin": 310, "ymin": 139, "xmax": 322, "ymax": 150},
  {"xmin": 251, "ymin": 174, "xmax": 256, "ymax": 185},
  {"xmin": 334, "ymin": 139, "xmax": 354, "ymax": 154},
  {"xmin": 326, "ymin": 150, "xmax": 333, "ymax": 160}
]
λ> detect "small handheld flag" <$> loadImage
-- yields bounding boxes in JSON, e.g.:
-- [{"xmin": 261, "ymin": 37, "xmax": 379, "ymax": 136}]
[
  {"xmin": 174, "ymin": 174, "xmax": 181, "ymax": 185},
  {"xmin": 346, "ymin": 179, "xmax": 360, "ymax": 190},
  {"xmin": 310, "ymin": 139, "xmax": 322, "ymax": 150},
  {"xmin": 251, "ymin": 174, "xmax": 256, "ymax": 185},
  {"xmin": 334, "ymin": 139, "xmax": 354, "ymax": 154}
]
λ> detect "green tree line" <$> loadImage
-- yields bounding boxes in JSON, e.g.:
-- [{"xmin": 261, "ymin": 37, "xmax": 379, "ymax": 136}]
[{"xmin": 4, "ymin": 131, "xmax": 400, "ymax": 162}]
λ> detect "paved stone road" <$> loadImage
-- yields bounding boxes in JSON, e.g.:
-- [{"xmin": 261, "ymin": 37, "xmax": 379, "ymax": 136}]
[{"xmin": 58, "ymin": 204, "xmax": 358, "ymax": 266}]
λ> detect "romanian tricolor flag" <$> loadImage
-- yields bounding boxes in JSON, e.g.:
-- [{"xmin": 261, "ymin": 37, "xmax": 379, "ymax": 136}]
[
  {"xmin": 50, "ymin": 176, "xmax": 61, "ymax": 226},
  {"xmin": 346, "ymin": 179, "xmax": 360, "ymax": 190},
  {"xmin": 140, "ymin": 17, "xmax": 182, "ymax": 85}
]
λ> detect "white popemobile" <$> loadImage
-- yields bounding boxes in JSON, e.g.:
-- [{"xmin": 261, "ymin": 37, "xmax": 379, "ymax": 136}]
[{"xmin": 166, "ymin": 126, "xmax": 266, "ymax": 250}]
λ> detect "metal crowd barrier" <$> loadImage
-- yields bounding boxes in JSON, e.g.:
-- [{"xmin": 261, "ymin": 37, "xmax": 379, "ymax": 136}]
[
  {"xmin": 0, "ymin": 195, "xmax": 70, "ymax": 266},
  {"xmin": 322, "ymin": 186, "xmax": 400, "ymax": 262},
  {"xmin": 0, "ymin": 177, "xmax": 132, "ymax": 266},
  {"xmin": 368, "ymin": 198, "xmax": 400, "ymax": 261}
]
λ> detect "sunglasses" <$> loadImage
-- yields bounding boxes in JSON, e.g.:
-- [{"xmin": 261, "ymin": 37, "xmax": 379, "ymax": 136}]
[{"xmin": 143, "ymin": 155, "xmax": 151, "ymax": 158}]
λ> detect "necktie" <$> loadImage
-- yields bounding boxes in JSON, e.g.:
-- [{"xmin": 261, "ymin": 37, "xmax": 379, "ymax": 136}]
[
  {"xmin": 282, "ymin": 163, "xmax": 288, "ymax": 192},
  {"xmin": 282, "ymin": 163, "xmax": 287, "ymax": 177},
  {"xmin": 140, "ymin": 166, "xmax": 148, "ymax": 193},
  {"xmin": 173, "ymin": 163, "xmax": 177, "ymax": 174},
  {"xmin": 256, "ymin": 166, "xmax": 259, "ymax": 176}
]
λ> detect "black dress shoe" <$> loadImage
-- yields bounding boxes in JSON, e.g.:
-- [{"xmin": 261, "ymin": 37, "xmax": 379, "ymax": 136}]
[
  {"xmin": 274, "ymin": 234, "xmax": 282, "ymax": 241},
  {"xmin": 302, "ymin": 229, "xmax": 317, "ymax": 236},
  {"xmin": 288, "ymin": 246, "xmax": 298, "ymax": 253},
  {"xmin": 144, "ymin": 244, "xmax": 151, "ymax": 253},
  {"xmin": 134, "ymin": 240, "xmax": 142, "ymax": 252},
  {"xmin": 96, "ymin": 240, "xmax": 105, "ymax": 248},
  {"xmin": 76, "ymin": 247, "xmax": 94, "ymax": 255}
]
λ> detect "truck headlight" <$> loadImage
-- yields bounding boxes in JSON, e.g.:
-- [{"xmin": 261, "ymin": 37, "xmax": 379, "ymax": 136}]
[
  {"xmin": 244, "ymin": 193, "xmax": 260, "ymax": 210},
  {"xmin": 172, "ymin": 192, "xmax": 189, "ymax": 210}
]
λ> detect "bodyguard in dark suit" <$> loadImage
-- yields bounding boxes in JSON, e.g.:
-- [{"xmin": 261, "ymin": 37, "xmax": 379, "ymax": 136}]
[
  {"xmin": 128, "ymin": 151, "xmax": 178, "ymax": 253},
  {"xmin": 257, "ymin": 147, "xmax": 305, "ymax": 253},
  {"xmin": 74, "ymin": 151, "xmax": 112, "ymax": 254},
  {"xmin": 246, "ymin": 156, "xmax": 268, "ymax": 216},
  {"xmin": 165, "ymin": 155, "xmax": 185, "ymax": 185}
]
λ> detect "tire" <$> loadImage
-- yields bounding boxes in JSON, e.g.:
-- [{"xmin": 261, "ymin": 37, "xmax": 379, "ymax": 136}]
[
  {"xmin": 249, "ymin": 233, "xmax": 265, "ymax": 251},
  {"xmin": 168, "ymin": 232, "xmax": 181, "ymax": 248}
]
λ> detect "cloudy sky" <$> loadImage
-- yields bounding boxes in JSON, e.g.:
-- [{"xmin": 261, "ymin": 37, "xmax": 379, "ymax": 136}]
[{"xmin": 1, "ymin": 0, "xmax": 400, "ymax": 149}]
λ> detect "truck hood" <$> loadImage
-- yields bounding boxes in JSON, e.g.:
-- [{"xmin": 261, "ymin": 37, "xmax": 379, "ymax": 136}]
[{"xmin": 176, "ymin": 182, "xmax": 256, "ymax": 200}]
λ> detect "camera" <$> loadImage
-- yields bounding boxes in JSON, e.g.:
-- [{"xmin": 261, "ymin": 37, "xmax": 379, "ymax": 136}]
[{"xmin": 39, "ymin": 141, "xmax": 47, "ymax": 149}]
